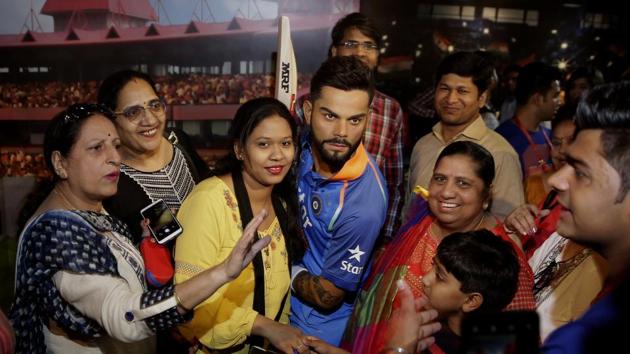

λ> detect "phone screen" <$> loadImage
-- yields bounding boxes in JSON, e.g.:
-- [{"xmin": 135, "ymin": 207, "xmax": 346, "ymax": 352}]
[
  {"xmin": 141, "ymin": 200, "xmax": 182, "ymax": 244},
  {"xmin": 460, "ymin": 311, "xmax": 539, "ymax": 354}
]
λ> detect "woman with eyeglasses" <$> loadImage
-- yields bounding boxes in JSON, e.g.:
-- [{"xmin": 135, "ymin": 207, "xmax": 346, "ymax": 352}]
[
  {"xmin": 97, "ymin": 70, "xmax": 209, "ymax": 244},
  {"xmin": 10, "ymin": 104, "xmax": 271, "ymax": 354}
]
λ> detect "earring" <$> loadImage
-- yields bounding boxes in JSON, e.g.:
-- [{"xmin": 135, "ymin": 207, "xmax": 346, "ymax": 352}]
[{"xmin": 483, "ymin": 202, "xmax": 489, "ymax": 210}]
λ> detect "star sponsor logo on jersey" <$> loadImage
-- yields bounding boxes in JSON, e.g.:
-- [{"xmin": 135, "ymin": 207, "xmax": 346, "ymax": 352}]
[
  {"xmin": 340, "ymin": 245, "xmax": 365, "ymax": 275},
  {"xmin": 347, "ymin": 245, "xmax": 365, "ymax": 262}
]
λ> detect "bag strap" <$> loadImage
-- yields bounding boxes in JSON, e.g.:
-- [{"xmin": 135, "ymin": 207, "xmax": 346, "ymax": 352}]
[
  {"xmin": 231, "ymin": 170, "xmax": 266, "ymax": 321},
  {"xmin": 271, "ymin": 195, "xmax": 293, "ymax": 272},
  {"xmin": 167, "ymin": 129, "xmax": 202, "ymax": 182},
  {"xmin": 270, "ymin": 196, "xmax": 291, "ymax": 322},
  {"xmin": 231, "ymin": 170, "xmax": 292, "ymax": 349},
  {"xmin": 274, "ymin": 290, "xmax": 289, "ymax": 322},
  {"xmin": 232, "ymin": 170, "xmax": 265, "ymax": 348},
  {"xmin": 513, "ymin": 117, "xmax": 553, "ymax": 168}
]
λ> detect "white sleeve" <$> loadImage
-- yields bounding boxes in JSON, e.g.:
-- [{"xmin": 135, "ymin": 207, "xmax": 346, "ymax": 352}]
[{"xmin": 53, "ymin": 271, "xmax": 153, "ymax": 343}]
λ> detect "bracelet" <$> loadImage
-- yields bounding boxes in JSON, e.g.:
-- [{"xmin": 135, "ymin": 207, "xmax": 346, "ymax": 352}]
[
  {"xmin": 380, "ymin": 347, "xmax": 408, "ymax": 354},
  {"xmin": 174, "ymin": 291, "xmax": 191, "ymax": 312}
]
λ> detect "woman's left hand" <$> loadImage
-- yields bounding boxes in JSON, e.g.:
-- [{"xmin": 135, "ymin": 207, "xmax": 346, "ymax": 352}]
[
  {"xmin": 222, "ymin": 209, "xmax": 271, "ymax": 281},
  {"xmin": 504, "ymin": 204, "xmax": 550, "ymax": 237},
  {"xmin": 252, "ymin": 316, "xmax": 309, "ymax": 354},
  {"xmin": 304, "ymin": 336, "xmax": 349, "ymax": 354}
]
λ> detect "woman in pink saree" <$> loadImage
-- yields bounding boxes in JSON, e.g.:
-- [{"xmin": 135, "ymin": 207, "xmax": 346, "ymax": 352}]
[{"xmin": 342, "ymin": 141, "xmax": 535, "ymax": 354}]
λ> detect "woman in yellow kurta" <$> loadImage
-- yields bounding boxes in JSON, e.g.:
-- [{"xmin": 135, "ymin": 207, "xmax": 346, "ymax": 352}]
[{"xmin": 174, "ymin": 98, "xmax": 308, "ymax": 354}]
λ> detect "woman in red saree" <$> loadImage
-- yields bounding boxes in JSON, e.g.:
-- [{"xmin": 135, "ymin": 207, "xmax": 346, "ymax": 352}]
[{"xmin": 342, "ymin": 141, "xmax": 536, "ymax": 354}]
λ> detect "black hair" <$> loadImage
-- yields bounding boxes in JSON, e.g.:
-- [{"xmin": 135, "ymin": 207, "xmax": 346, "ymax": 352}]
[
  {"xmin": 44, "ymin": 104, "xmax": 116, "ymax": 180},
  {"xmin": 310, "ymin": 56, "xmax": 374, "ymax": 104},
  {"xmin": 213, "ymin": 97, "xmax": 306, "ymax": 260},
  {"xmin": 437, "ymin": 230, "xmax": 520, "ymax": 313},
  {"xmin": 434, "ymin": 51, "xmax": 494, "ymax": 95},
  {"xmin": 553, "ymin": 103, "xmax": 577, "ymax": 124},
  {"xmin": 18, "ymin": 103, "xmax": 116, "ymax": 233},
  {"xmin": 97, "ymin": 69, "xmax": 158, "ymax": 110},
  {"xmin": 551, "ymin": 112, "xmax": 575, "ymax": 133},
  {"xmin": 566, "ymin": 67, "xmax": 605, "ymax": 93},
  {"xmin": 330, "ymin": 12, "xmax": 381, "ymax": 49},
  {"xmin": 515, "ymin": 62, "xmax": 562, "ymax": 106},
  {"xmin": 503, "ymin": 64, "xmax": 521, "ymax": 76},
  {"xmin": 434, "ymin": 141, "xmax": 495, "ymax": 202},
  {"xmin": 575, "ymin": 81, "xmax": 630, "ymax": 202}
]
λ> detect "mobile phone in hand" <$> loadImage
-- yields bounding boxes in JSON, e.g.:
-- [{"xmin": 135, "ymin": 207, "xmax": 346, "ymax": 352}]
[
  {"xmin": 140, "ymin": 199, "xmax": 183, "ymax": 244},
  {"xmin": 249, "ymin": 345, "xmax": 278, "ymax": 354},
  {"xmin": 460, "ymin": 310, "xmax": 539, "ymax": 354}
]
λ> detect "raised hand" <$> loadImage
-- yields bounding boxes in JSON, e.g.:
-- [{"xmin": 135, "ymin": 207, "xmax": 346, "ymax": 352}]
[
  {"xmin": 504, "ymin": 204, "xmax": 550, "ymax": 237},
  {"xmin": 386, "ymin": 279, "xmax": 441, "ymax": 353},
  {"xmin": 223, "ymin": 209, "xmax": 271, "ymax": 280}
]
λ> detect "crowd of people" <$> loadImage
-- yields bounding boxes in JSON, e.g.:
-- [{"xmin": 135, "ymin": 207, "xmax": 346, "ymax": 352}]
[
  {"xmin": 0, "ymin": 73, "xmax": 313, "ymax": 108},
  {"xmin": 0, "ymin": 81, "xmax": 100, "ymax": 108},
  {"xmin": 2, "ymin": 11, "xmax": 630, "ymax": 354},
  {"xmin": 0, "ymin": 151, "xmax": 50, "ymax": 179},
  {"xmin": 0, "ymin": 149, "xmax": 224, "ymax": 179}
]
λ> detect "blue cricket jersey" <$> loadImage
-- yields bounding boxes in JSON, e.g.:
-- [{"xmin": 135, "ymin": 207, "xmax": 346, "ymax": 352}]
[{"xmin": 290, "ymin": 139, "xmax": 388, "ymax": 345}]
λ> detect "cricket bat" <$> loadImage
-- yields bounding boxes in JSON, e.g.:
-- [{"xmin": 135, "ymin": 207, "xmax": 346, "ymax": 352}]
[{"xmin": 274, "ymin": 16, "xmax": 297, "ymax": 114}]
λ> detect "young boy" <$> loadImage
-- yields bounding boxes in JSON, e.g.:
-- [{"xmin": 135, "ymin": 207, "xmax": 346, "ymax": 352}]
[
  {"xmin": 304, "ymin": 230, "xmax": 520, "ymax": 354},
  {"xmin": 420, "ymin": 230, "xmax": 520, "ymax": 353}
]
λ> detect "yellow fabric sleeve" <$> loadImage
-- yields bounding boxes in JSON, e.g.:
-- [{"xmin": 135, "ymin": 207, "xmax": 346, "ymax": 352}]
[{"xmin": 174, "ymin": 177, "xmax": 258, "ymax": 350}]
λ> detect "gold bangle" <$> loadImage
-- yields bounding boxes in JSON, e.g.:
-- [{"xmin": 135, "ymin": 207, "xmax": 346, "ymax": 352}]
[{"xmin": 174, "ymin": 291, "xmax": 191, "ymax": 312}]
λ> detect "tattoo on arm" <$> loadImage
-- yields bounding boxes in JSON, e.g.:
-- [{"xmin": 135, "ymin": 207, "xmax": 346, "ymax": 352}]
[{"xmin": 293, "ymin": 271, "xmax": 345, "ymax": 310}]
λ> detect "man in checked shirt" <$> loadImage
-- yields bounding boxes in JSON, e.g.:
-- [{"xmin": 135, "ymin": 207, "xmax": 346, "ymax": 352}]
[{"xmin": 296, "ymin": 12, "xmax": 405, "ymax": 242}]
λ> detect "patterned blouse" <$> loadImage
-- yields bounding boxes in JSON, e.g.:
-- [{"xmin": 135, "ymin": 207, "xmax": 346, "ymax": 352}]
[
  {"xmin": 104, "ymin": 144, "xmax": 200, "ymax": 243},
  {"xmin": 121, "ymin": 146, "xmax": 195, "ymax": 210}
]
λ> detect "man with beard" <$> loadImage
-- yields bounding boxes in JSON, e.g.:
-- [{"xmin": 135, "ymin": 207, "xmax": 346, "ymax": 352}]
[
  {"xmin": 295, "ymin": 12, "xmax": 404, "ymax": 242},
  {"xmin": 290, "ymin": 56, "xmax": 388, "ymax": 346}
]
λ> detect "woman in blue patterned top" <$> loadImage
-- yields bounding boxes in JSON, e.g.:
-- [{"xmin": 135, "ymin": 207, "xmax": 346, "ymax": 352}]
[{"xmin": 10, "ymin": 104, "xmax": 270, "ymax": 354}]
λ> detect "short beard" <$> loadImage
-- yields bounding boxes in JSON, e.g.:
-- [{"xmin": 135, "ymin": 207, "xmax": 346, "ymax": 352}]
[{"xmin": 311, "ymin": 135, "xmax": 361, "ymax": 173}]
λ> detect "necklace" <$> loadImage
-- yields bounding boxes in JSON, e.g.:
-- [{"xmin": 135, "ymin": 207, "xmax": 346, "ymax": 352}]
[
  {"xmin": 430, "ymin": 213, "xmax": 486, "ymax": 240},
  {"xmin": 533, "ymin": 237, "xmax": 591, "ymax": 303},
  {"xmin": 53, "ymin": 187, "xmax": 103, "ymax": 212},
  {"xmin": 53, "ymin": 187, "xmax": 77, "ymax": 210}
]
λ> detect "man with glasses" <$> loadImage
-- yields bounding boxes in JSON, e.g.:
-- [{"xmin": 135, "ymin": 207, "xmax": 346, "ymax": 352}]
[{"xmin": 296, "ymin": 12, "xmax": 405, "ymax": 242}]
